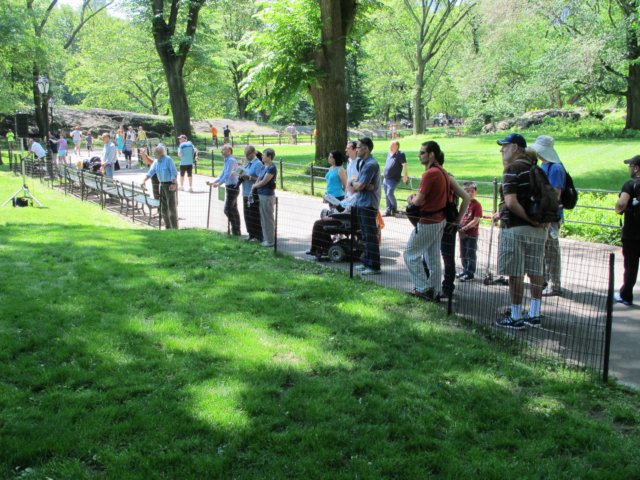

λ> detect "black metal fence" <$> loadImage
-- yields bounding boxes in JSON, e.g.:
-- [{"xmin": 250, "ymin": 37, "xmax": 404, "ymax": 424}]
[{"xmin": 7, "ymin": 148, "xmax": 617, "ymax": 383}]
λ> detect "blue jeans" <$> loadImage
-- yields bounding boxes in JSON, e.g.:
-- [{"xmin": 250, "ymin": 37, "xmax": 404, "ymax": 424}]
[
  {"xmin": 383, "ymin": 178, "xmax": 399, "ymax": 213},
  {"xmin": 357, "ymin": 206, "xmax": 380, "ymax": 271},
  {"xmin": 460, "ymin": 235, "xmax": 478, "ymax": 277},
  {"xmin": 104, "ymin": 165, "xmax": 113, "ymax": 179}
]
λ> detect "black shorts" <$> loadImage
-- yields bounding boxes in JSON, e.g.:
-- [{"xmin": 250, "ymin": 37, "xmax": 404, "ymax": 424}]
[{"xmin": 180, "ymin": 165, "xmax": 193, "ymax": 177}]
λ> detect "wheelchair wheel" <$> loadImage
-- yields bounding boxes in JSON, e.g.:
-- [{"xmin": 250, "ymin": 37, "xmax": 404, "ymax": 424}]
[{"xmin": 327, "ymin": 244, "xmax": 346, "ymax": 262}]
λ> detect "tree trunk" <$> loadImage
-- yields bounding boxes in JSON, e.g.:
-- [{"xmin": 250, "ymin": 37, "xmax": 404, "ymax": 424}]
[
  {"xmin": 163, "ymin": 61, "xmax": 191, "ymax": 137},
  {"xmin": 413, "ymin": 61, "xmax": 426, "ymax": 134},
  {"xmin": 627, "ymin": 62, "xmax": 640, "ymax": 130},
  {"xmin": 310, "ymin": 0, "xmax": 356, "ymax": 161}
]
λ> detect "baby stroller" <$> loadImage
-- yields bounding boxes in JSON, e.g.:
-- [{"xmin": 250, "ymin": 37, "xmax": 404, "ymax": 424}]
[
  {"xmin": 83, "ymin": 156, "xmax": 102, "ymax": 174},
  {"xmin": 312, "ymin": 194, "xmax": 363, "ymax": 262}
]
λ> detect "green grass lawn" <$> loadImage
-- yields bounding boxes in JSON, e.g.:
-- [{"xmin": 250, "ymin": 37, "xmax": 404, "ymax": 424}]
[
  {"xmin": 1, "ymin": 172, "xmax": 640, "ymax": 479},
  {"xmin": 270, "ymin": 133, "xmax": 637, "ymax": 192}
]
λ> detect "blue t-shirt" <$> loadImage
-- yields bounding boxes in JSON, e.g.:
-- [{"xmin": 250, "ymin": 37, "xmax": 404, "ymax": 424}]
[
  {"xmin": 147, "ymin": 155, "xmax": 178, "ymax": 183},
  {"xmin": 325, "ymin": 167, "xmax": 345, "ymax": 198},
  {"xmin": 257, "ymin": 163, "xmax": 277, "ymax": 196},
  {"xmin": 242, "ymin": 158, "xmax": 264, "ymax": 197},
  {"xmin": 355, "ymin": 156, "xmax": 381, "ymax": 209},
  {"xmin": 178, "ymin": 141, "xmax": 194, "ymax": 166},
  {"xmin": 541, "ymin": 162, "xmax": 566, "ymax": 220}
]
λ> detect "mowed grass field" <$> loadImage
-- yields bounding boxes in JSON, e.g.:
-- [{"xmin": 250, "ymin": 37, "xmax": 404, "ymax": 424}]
[
  {"xmin": 1, "ymin": 172, "xmax": 640, "ymax": 479},
  {"xmin": 270, "ymin": 133, "xmax": 637, "ymax": 191}
]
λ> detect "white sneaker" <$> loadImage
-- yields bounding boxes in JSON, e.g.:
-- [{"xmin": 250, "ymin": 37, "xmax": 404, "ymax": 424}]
[
  {"xmin": 355, "ymin": 264, "xmax": 367, "ymax": 271},
  {"xmin": 261, "ymin": 241, "xmax": 274, "ymax": 247},
  {"xmin": 189, "ymin": 187, "xmax": 193, "ymax": 193},
  {"xmin": 360, "ymin": 268, "xmax": 381, "ymax": 275}
]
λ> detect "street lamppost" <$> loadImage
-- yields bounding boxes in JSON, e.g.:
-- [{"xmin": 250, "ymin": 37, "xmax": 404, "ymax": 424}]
[
  {"xmin": 36, "ymin": 74, "xmax": 53, "ymax": 177},
  {"xmin": 36, "ymin": 74, "xmax": 50, "ymax": 142},
  {"xmin": 48, "ymin": 97, "xmax": 54, "ymax": 131}
]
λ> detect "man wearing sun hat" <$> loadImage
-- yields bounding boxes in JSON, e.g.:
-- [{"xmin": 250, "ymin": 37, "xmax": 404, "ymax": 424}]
[
  {"xmin": 530, "ymin": 135, "xmax": 566, "ymax": 297},
  {"xmin": 614, "ymin": 155, "xmax": 640, "ymax": 306}
]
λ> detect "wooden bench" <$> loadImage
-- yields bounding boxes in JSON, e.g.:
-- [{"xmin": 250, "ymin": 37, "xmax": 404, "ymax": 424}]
[
  {"xmin": 118, "ymin": 181, "xmax": 161, "ymax": 226},
  {"xmin": 66, "ymin": 166, "xmax": 84, "ymax": 198},
  {"xmin": 81, "ymin": 171, "xmax": 102, "ymax": 202},
  {"xmin": 100, "ymin": 177, "xmax": 120, "ymax": 209}
]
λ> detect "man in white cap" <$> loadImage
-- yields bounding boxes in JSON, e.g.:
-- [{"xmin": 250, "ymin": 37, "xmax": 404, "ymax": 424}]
[{"xmin": 530, "ymin": 135, "xmax": 565, "ymax": 297}]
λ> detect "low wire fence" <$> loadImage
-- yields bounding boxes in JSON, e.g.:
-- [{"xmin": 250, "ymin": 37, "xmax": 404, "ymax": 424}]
[{"xmin": 9, "ymin": 152, "xmax": 618, "ymax": 384}]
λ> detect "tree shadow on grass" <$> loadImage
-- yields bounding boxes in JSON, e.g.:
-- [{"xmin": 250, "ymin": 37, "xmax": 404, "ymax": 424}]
[{"xmin": 0, "ymin": 224, "xmax": 639, "ymax": 479}]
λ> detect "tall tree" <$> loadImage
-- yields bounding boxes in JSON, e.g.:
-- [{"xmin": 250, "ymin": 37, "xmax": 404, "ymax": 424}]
[
  {"xmin": 244, "ymin": 0, "xmax": 357, "ymax": 161},
  {"xmin": 26, "ymin": 0, "xmax": 113, "ymax": 138},
  {"xmin": 402, "ymin": 0, "xmax": 475, "ymax": 134},
  {"xmin": 149, "ymin": 0, "xmax": 206, "ymax": 137},
  {"xmin": 537, "ymin": 0, "xmax": 640, "ymax": 130}
]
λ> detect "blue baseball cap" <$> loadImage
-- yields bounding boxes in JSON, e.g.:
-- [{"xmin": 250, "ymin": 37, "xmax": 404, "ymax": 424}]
[{"xmin": 497, "ymin": 133, "xmax": 527, "ymax": 148}]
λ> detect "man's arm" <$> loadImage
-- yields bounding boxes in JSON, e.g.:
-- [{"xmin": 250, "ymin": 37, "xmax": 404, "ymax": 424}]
[
  {"xmin": 450, "ymin": 177, "xmax": 470, "ymax": 224},
  {"xmin": 615, "ymin": 192, "xmax": 631, "ymax": 214},
  {"xmin": 504, "ymin": 193, "xmax": 538, "ymax": 225}
]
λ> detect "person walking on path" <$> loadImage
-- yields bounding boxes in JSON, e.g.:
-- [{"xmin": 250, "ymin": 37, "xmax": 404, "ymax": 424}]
[
  {"xmin": 530, "ymin": 135, "xmax": 566, "ymax": 296},
  {"xmin": 207, "ymin": 144, "xmax": 241, "ymax": 236},
  {"xmin": 241, "ymin": 145, "xmax": 264, "ymax": 241},
  {"xmin": 211, "ymin": 125, "xmax": 218, "ymax": 147},
  {"xmin": 223, "ymin": 125, "xmax": 231, "ymax": 145},
  {"xmin": 100, "ymin": 133, "xmax": 117, "ymax": 179},
  {"xmin": 404, "ymin": 141, "xmax": 450, "ymax": 301},
  {"xmin": 383, "ymin": 140, "xmax": 408, "ymax": 216},
  {"xmin": 614, "ymin": 155, "xmax": 640, "ymax": 306},
  {"xmin": 86, "ymin": 131, "xmax": 93, "ymax": 156},
  {"xmin": 177, "ymin": 134, "xmax": 195, "ymax": 192},
  {"xmin": 494, "ymin": 133, "xmax": 547, "ymax": 330},
  {"xmin": 70, "ymin": 127, "xmax": 82, "ymax": 157},
  {"xmin": 348, "ymin": 137, "xmax": 381, "ymax": 275},
  {"xmin": 142, "ymin": 145, "xmax": 179, "ymax": 229},
  {"xmin": 251, "ymin": 148, "xmax": 278, "ymax": 247}
]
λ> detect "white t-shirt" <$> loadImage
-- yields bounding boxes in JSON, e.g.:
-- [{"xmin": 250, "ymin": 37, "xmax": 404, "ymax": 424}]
[
  {"xmin": 71, "ymin": 130, "xmax": 82, "ymax": 143},
  {"xmin": 30, "ymin": 142, "xmax": 46, "ymax": 159}
]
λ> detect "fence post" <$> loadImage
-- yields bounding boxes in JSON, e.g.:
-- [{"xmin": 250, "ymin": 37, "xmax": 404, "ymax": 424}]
[
  {"xmin": 310, "ymin": 161, "xmax": 315, "ymax": 196},
  {"xmin": 603, "ymin": 252, "xmax": 615, "ymax": 383},
  {"xmin": 279, "ymin": 158, "xmax": 284, "ymax": 190},
  {"xmin": 231, "ymin": 136, "xmax": 234, "ymax": 148},
  {"xmin": 262, "ymin": 135, "xmax": 265, "ymax": 147},
  {"xmin": 278, "ymin": 133, "xmax": 282, "ymax": 145},
  {"xmin": 0, "ymin": 148, "xmax": 3, "ymax": 166},
  {"xmin": 211, "ymin": 150, "xmax": 215, "ymax": 177}
]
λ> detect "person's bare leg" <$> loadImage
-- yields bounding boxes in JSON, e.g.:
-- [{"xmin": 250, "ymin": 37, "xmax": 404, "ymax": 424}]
[{"xmin": 509, "ymin": 276, "xmax": 525, "ymax": 305}]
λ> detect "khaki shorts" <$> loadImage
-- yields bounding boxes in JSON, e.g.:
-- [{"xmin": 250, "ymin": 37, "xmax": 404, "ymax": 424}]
[{"xmin": 498, "ymin": 225, "xmax": 546, "ymax": 277}]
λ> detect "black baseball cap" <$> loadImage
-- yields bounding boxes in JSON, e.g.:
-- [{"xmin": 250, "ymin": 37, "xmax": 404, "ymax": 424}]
[
  {"xmin": 623, "ymin": 155, "xmax": 640, "ymax": 167},
  {"xmin": 496, "ymin": 133, "xmax": 527, "ymax": 149}
]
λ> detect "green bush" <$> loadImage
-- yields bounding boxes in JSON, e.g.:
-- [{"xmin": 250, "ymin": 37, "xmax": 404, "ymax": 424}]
[
  {"xmin": 563, "ymin": 191, "xmax": 621, "ymax": 245},
  {"xmin": 532, "ymin": 115, "xmax": 640, "ymax": 139}
]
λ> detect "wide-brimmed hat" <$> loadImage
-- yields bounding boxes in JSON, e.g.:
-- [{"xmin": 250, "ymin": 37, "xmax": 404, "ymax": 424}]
[{"xmin": 530, "ymin": 135, "xmax": 560, "ymax": 163}]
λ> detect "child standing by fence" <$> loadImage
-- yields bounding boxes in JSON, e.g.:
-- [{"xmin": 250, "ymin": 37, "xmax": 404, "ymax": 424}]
[{"xmin": 458, "ymin": 181, "xmax": 482, "ymax": 281}]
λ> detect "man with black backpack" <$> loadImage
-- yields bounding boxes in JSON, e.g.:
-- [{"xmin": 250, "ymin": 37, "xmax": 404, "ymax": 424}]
[
  {"xmin": 614, "ymin": 155, "xmax": 640, "ymax": 306},
  {"xmin": 495, "ymin": 133, "xmax": 548, "ymax": 330},
  {"xmin": 530, "ymin": 135, "xmax": 565, "ymax": 297}
]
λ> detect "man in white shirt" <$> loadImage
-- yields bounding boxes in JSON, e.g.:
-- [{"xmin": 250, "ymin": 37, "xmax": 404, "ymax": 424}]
[
  {"xmin": 28, "ymin": 138, "xmax": 46, "ymax": 160},
  {"xmin": 101, "ymin": 133, "xmax": 117, "ymax": 179},
  {"xmin": 70, "ymin": 127, "xmax": 83, "ymax": 157}
]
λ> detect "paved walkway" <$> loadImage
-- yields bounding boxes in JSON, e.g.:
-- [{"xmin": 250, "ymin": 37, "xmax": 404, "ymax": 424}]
[{"xmin": 109, "ymin": 166, "xmax": 640, "ymax": 388}]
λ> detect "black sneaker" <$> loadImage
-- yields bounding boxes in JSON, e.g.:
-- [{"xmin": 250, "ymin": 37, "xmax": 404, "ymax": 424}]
[
  {"xmin": 496, "ymin": 315, "xmax": 525, "ymax": 330},
  {"xmin": 523, "ymin": 314, "xmax": 541, "ymax": 328}
]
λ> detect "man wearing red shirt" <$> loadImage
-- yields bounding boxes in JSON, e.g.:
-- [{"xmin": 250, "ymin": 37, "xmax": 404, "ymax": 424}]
[{"xmin": 404, "ymin": 141, "xmax": 450, "ymax": 301}]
